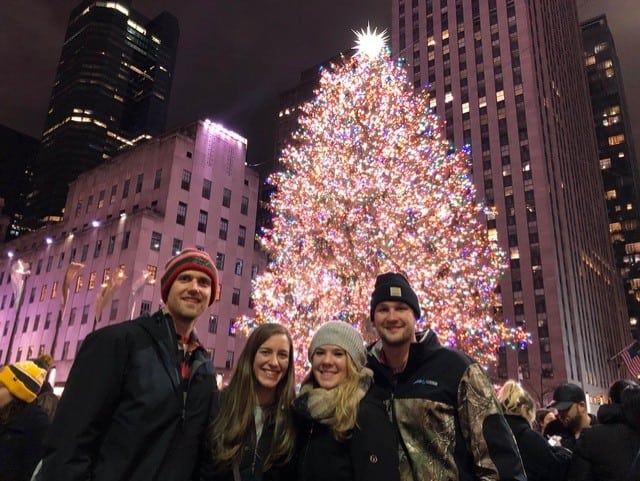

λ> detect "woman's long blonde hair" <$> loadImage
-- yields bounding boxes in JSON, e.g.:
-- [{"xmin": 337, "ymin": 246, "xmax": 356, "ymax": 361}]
[
  {"xmin": 301, "ymin": 352, "xmax": 371, "ymax": 442},
  {"xmin": 209, "ymin": 323, "xmax": 297, "ymax": 471},
  {"xmin": 497, "ymin": 380, "xmax": 536, "ymax": 423}
]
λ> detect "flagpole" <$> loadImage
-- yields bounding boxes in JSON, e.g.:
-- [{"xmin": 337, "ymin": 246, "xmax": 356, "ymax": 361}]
[{"xmin": 608, "ymin": 341, "xmax": 637, "ymax": 362}]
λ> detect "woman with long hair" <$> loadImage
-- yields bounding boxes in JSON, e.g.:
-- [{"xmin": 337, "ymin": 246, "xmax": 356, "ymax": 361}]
[
  {"xmin": 205, "ymin": 323, "xmax": 296, "ymax": 481},
  {"xmin": 497, "ymin": 380, "xmax": 571, "ymax": 481},
  {"xmin": 292, "ymin": 321, "xmax": 399, "ymax": 481}
]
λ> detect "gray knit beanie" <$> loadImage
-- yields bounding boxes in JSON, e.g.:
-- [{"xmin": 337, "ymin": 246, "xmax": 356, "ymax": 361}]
[{"xmin": 308, "ymin": 321, "xmax": 366, "ymax": 369}]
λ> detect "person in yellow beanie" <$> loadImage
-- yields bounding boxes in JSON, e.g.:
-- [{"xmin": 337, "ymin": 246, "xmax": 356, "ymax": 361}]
[{"xmin": 0, "ymin": 356, "xmax": 51, "ymax": 481}]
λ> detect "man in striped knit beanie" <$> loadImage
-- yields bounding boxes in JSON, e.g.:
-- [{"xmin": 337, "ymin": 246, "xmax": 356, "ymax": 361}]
[{"xmin": 38, "ymin": 248, "xmax": 219, "ymax": 481}]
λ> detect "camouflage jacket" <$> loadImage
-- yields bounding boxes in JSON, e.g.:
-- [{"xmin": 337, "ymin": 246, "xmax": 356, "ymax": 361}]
[{"xmin": 367, "ymin": 331, "xmax": 526, "ymax": 481}]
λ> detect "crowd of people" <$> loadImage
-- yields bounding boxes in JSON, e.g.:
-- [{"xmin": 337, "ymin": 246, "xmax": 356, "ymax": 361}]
[{"xmin": 1, "ymin": 247, "xmax": 639, "ymax": 480}]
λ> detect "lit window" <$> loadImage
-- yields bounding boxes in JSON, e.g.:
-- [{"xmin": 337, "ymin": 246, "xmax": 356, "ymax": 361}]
[
  {"xmin": 496, "ymin": 90, "xmax": 505, "ymax": 102},
  {"xmin": 608, "ymin": 134, "xmax": 624, "ymax": 146},
  {"xmin": 606, "ymin": 189, "xmax": 617, "ymax": 200},
  {"xmin": 600, "ymin": 157, "xmax": 611, "ymax": 169}
]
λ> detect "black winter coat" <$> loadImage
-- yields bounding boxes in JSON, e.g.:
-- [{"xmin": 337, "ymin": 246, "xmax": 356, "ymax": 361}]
[
  {"xmin": 292, "ymin": 384, "xmax": 400, "ymax": 481},
  {"xmin": 38, "ymin": 310, "xmax": 218, "ymax": 481},
  {"xmin": 203, "ymin": 411, "xmax": 287, "ymax": 481},
  {"xmin": 0, "ymin": 402, "xmax": 50, "ymax": 481},
  {"xmin": 568, "ymin": 404, "xmax": 640, "ymax": 481},
  {"xmin": 504, "ymin": 414, "xmax": 571, "ymax": 481}
]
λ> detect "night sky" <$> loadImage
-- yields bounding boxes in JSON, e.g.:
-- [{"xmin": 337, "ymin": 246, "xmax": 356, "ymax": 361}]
[{"xmin": 0, "ymin": 0, "xmax": 638, "ymax": 168}]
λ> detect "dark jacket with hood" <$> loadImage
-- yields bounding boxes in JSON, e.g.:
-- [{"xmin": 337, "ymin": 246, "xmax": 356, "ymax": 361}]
[
  {"xmin": 568, "ymin": 402, "xmax": 640, "ymax": 481},
  {"xmin": 0, "ymin": 401, "xmax": 50, "ymax": 481},
  {"xmin": 291, "ymin": 372, "xmax": 400, "ymax": 481},
  {"xmin": 504, "ymin": 414, "xmax": 571, "ymax": 481},
  {"xmin": 367, "ymin": 330, "xmax": 526, "ymax": 481},
  {"xmin": 37, "ymin": 310, "xmax": 218, "ymax": 481}
]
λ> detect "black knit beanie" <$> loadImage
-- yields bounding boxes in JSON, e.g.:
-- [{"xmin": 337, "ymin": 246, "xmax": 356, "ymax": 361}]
[{"xmin": 370, "ymin": 272, "xmax": 421, "ymax": 321}]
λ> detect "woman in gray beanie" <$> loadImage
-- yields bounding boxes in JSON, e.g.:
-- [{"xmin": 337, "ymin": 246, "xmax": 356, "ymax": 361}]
[{"xmin": 291, "ymin": 321, "xmax": 400, "ymax": 481}]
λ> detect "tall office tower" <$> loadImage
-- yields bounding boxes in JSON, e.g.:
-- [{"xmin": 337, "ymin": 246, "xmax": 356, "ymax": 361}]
[
  {"xmin": 581, "ymin": 15, "xmax": 640, "ymax": 338},
  {"xmin": 27, "ymin": 0, "xmax": 179, "ymax": 226},
  {"xmin": 392, "ymin": 0, "xmax": 629, "ymax": 400},
  {"xmin": 0, "ymin": 125, "xmax": 39, "ymax": 240},
  {"xmin": 0, "ymin": 119, "xmax": 264, "ymax": 386}
]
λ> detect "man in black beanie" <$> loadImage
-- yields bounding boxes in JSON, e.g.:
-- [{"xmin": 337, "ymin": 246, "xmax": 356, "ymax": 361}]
[{"xmin": 367, "ymin": 272, "xmax": 526, "ymax": 481}]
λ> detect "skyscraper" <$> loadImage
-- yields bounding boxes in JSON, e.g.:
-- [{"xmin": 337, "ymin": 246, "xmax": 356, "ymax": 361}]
[
  {"xmin": 581, "ymin": 15, "xmax": 640, "ymax": 338},
  {"xmin": 27, "ymin": 0, "xmax": 178, "ymax": 226},
  {"xmin": 392, "ymin": 0, "xmax": 629, "ymax": 399}
]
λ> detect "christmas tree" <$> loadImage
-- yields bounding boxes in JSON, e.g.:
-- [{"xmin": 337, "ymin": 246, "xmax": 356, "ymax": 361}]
[{"xmin": 244, "ymin": 28, "xmax": 529, "ymax": 374}]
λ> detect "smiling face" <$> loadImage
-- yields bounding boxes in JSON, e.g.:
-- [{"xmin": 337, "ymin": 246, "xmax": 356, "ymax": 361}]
[
  {"xmin": 253, "ymin": 333, "xmax": 291, "ymax": 405},
  {"xmin": 372, "ymin": 300, "xmax": 417, "ymax": 347},
  {"xmin": 164, "ymin": 269, "xmax": 212, "ymax": 324},
  {"xmin": 311, "ymin": 344, "xmax": 349, "ymax": 390}
]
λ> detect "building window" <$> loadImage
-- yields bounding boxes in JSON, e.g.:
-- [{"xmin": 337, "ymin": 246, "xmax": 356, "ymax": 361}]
[
  {"xmin": 75, "ymin": 276, "xmax": 83, "ymax": 293},
  {"xmin": 110, "ymin": 299, "xmax": 119, "ymax": 321},
  {"xmin": 222, "ymin": 188, "xmax": 232, "ymax": 207},
  {"xmin": 29, "ymin": 287, "xmax": 36, "ymax": 303},
  {"xmin": 251, "ymin": 264, "xmax": 259, "ymax": 280},
  {"xmin": 22, "ymin": 316, "xmax": 30, "ymax": 333},
  {"xmin": 110, "ymin": 184, "xmax": 117, "ymax": 204},
  {"xmin": 228, "ymin": 319, "xmax": 236, "ymax": 337},
  {"xmin": 58, "ymin": 252, "xmax": 65, "ymax": 269},
  {"xmin": 235, "ymin": 259, "xmax": 243, "ymax": 276},
  {"xmin": 150, "ymin": 232, "xmax": 162, "ymax": 251},
  {"xmin": 241, "ymin": 196, "xmax": 249, "ymax": 215},
  {"xmin": 198, "ymin": 210, "xmax": 208, "ymax": 233},
  {"xmin": 70, "ymin": 248, "xmax": 77, "ymax": 263},
  {"xmin": 226, "ymin": 350, "xmax": 235, "ymax": 369},
  {"xmin": 81, "ymin": 304, "xmax": 90, "ymax": 324},
  {"xmin": 136, "ymin": 173, "xmax": 144, "ymax": 193},
  {"xmin": 40, "ymin": 285, "xmax": 47, "ymax": 302},
  {"xmin": 122, "ymin": 231, "xmax": 130, "ymax": 250},
  {"xmin": 219, "ymin": 218, "xmax": 229, "ymax": 240},
  {"xmin": 177, "ymin": 202, "xmax": 187, "ymax": 225},
  {"xmin": 172, "ymin": 238, "xmax": 183, "ymax": 256},
  {"xmin": 61, "ymin": 342, "xmax": 70, "ymax": 360},
  {"xmin": 102, "ymin": 268, "xmax": 110, "ymax": 285},
  {"xmin": 232, "ymin": 288, "xmax": 240, "ymax": 305},
  {"xmin": 94, "ymin": 239, "xmax": 102, "ymax": 258},
  {"xmin": 36, "ymin": 259, "xmax": 42, "ymax": 275},
  {"xmin": 107, "ymin": 235, "xmax": 116, "ymax": 255},
  {"xmin": 123, "ymin": 178, "xmax": 130, "ymax": 198},
  {"xmin": 45, "ymin": 312, "xmax": 52, "ymax": 330},
  {"xmin": 88, "ymin": 271, "xmax": 96, "ymax": 290},
  {"xmin": 81, "ymin": 244, "xmax": 89, "ymax": 262},
  {"xmin": 238, "ymin": 225, "xmax": 246, "ymax": 247},
  {"xmin": 141, "ymin": 300, "xmax": 152, "ymax": 316},
  {"xmin": 216, "ymin": 252, "xmax": 225, "ymax": 270},
  {"xmin": 202, "ymin": 179, "xmax": 212, "ymax": 199},
  {"xmin": 154, "ymin": 168, "xmax": 162, "ymax": 189},
  {"xmin": 181, "ymin": 169, "xmax": 192, "ymax": 190},
  {"xmin": 46, "ymin": 256, "xmax": 53, "ymax": 272},
  {"xmin": 208, "ymin": 315, "xmax": 218, "ymax": 334},
  {"xmin": 98, "ymin": 190, "xmax": 105, "ymax": 209},
  {"xmin": 69, "ymin": 307, "xmax": 77, "ymax": 326}
]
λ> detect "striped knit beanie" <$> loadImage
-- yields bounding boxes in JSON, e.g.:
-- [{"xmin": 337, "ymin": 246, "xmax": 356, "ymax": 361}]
[
  {"xmin": 0, "ymin": 355, "xmax": 51, "ymax": 403},
  {"xmin": 161, "ymin": 248, "xmax": 218, "ymax": 306}
]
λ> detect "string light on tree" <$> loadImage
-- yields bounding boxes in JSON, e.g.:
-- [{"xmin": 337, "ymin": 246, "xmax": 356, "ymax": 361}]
[{"xmin": 239, "ymin": 28, "xmax": 530, "ymax": 377}]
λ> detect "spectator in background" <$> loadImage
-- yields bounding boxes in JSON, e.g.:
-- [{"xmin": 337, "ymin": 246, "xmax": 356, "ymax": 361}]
[
  {"xmin": 498, "ymin": 380, "xmax": 571, "ymax": 481},
  {"xmin": 0, "ymin": 356, "xmax": 51, "ymax": 481},
  {"xmin": 34, "ymin": 354, "xmax": 59, "ymax": 422},
  {"xmin": 547, "ymin": 382, "xmax": 597, "ymax": 450},
  {"xmin": 568, "ymin": 381, "xmax": 640, "ymax": 481},
  {"xmin": 534, "ymin": 408, "xmax": 556, "ymax": 434}
]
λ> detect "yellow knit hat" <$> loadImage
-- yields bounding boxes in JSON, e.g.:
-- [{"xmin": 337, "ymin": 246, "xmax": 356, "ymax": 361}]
[{"xmin": 0, "ymin": 355, "xmax": 50, "ymax": 403}]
